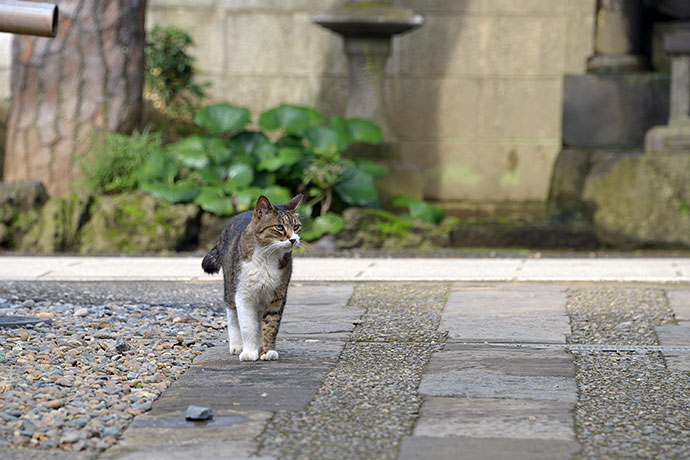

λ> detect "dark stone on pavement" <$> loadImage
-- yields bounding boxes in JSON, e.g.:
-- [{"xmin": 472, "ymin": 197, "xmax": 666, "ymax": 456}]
[{"xmin": 185, "ymin": 405, "xmax": 213, "ymax": 421}]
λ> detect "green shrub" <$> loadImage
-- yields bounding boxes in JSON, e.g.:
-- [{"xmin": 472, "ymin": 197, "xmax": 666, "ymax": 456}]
[
  {"xmin": 145, "ymin": 25, "xmax": 207, "ymax": 121},
  {"xmin": 137, "ymin": 103, "xmax": 385, "ymax": 240},
  {"xmin": 79, "ymin": 130, "xmax": 164, "ymax": 194}
]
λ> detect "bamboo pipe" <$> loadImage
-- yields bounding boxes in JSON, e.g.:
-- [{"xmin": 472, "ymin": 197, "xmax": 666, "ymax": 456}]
[{"xmin": 0, "ymin": 0, "xmax": 58, "ymax": 38}]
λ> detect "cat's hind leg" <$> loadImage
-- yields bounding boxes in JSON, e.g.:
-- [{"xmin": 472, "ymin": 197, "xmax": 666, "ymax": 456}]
[
  {"xmin": 260, "ymin": 296, "xmax": 286, "ymax": 361},
  {"xmin": 225, "ymin": 307, "xmax": 242, "ymax": 355}
]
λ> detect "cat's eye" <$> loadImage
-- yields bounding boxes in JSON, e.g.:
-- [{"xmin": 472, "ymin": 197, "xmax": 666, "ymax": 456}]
[
  {"xmin": 293, "ymin": 225, "xmax": 300, "ymax": 231},
  {"xmin": 274, "ymin": 225, "xmax": 284, "ymax": 232}
]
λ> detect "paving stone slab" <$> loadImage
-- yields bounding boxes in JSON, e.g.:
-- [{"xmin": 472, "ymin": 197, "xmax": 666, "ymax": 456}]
[
  {"xmin": 398, "ymin": 435, "xmax": 582, "ymax": 460},
  {"xmin": 426, "ymin": 344, "xmax": 576, "ymax": 378},
  {"xmin": 447, "ymin": 285, "xmax": 567, "ymax": 314},
  {"xmin": 656, "ymin": 323, "xmax": 690, "ymax": 371},
  {"xmin": 413, "ymin": 397, "xmax": 576, "ymax": 441},
  {"xmin": 153, "ymin": 339, "xmax": 344, "ymax": 414},
  {"xmin": 99, "ymin": 409, "xmax": 273, "ymax": 460},
  {"xmin": 667, "ymin": 289, "xmax": 690, "ymax": 321},
  {"xmin": 285, "ymin": 283, "xmax": 353, "ymax": 306},
  {"xmin": 443, "ymin": 313, "xmax": 571, "ymax": 343},
  {"xmin": 442, "ymin": 285, "xmax": 570, "ymax": 343},
  {"xmin": 419, "ymin": 346, "xmax": 577, "ymax": 402}
]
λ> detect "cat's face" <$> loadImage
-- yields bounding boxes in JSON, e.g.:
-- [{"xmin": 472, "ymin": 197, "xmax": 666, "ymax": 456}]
[{"xmin": 252, "ymin": 194, "xmax": 303, "ymax": 252}]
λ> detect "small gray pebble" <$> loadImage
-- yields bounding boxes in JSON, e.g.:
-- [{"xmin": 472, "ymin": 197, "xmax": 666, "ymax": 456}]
[
  {"xmin": 185, "ymin": 405, "xmax": 213, "ymax": 421},
  {"xmin": 73, "ymin": 418, "xmax": 88, "ymax": 428},
  {"xmin": 59, "ymin": 430, "xmax": 81, "ymax": 444},
  {"xmin": 102, "ymin": 427, "xmax": 119, "ymax": 437},
  {"xmin": 73, "ymin": 307, "xmax": 88, "ymax": 317},
  {"xmin": 22, "ymin": 299, "xmax": 35, "ymax": 308}
]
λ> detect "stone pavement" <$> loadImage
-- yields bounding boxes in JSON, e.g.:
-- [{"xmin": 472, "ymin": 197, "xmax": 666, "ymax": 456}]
[{"xmin": 1, "ymin": 256, "xmax": 689, "ymax": 459}]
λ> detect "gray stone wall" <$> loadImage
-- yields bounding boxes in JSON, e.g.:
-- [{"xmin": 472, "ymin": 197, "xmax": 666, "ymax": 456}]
[{"xmin": 0, "ymin": 0, "xmax": 597, "ymax": 211}]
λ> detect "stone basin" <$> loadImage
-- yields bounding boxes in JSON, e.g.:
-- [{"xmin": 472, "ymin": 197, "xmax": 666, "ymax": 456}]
[{"xmin": 312, "ymin": 3, "xmax": 423, "ymax": 38}]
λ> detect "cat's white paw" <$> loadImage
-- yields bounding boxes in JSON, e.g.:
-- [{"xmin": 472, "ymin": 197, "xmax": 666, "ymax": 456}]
[
  {"xmin": 229, "ymin": 344, "xmax": 242, "ymax": 355},
  {"xmin": 239, "ymin": 349, "xmax": 259, "ymax": 361},
  {"xmin": 260, "ymin": 350, "xmax": 279, "ymax": 361}
]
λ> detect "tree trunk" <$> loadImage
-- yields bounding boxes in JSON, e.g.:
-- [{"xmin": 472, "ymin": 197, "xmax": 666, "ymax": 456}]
[{"xmin": 3, "ymin": 0, "xmax": 147, "ymax": 197}]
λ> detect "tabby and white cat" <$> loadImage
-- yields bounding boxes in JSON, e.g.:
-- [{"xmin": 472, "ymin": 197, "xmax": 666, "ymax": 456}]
[{"xmin": 202, "ymin": 194, "xmax": 303, "ymax": 362}]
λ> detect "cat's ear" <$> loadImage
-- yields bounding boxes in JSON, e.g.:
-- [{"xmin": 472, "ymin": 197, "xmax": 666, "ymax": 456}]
[
  {"xmin": 284, "ymin": 193, "xmax": 303, "ymax": 212},
  {"xmin": 254, "ymin": 195, "xmax": 273, "ymax": 217}
]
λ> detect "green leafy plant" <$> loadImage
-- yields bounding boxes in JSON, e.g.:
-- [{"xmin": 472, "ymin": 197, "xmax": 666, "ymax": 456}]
[
  {"xmin": 79, "ymin": 130, "xmax": 164, "ymax": 194},
  {"xmin": 137, "ymin": 103, "xmax": 385, "ymax": 240},
  {"xmin": 145, "ymin": 25, "xmax": 207, "ymax": 121},
  {"xmin": 392, "ymin": 195, "xmax": 445, "ymax": 224}
]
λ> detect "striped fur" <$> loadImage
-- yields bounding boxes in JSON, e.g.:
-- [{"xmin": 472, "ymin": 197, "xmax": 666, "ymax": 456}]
[{"xmin": 202, "ymin": 194, "xmax": 302, "ymax": 361}]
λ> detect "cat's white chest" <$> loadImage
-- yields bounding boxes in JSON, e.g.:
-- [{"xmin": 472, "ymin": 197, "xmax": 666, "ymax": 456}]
[{"xmin": 238, "ymin": 254, "xmax": 282, "ymax": 306}]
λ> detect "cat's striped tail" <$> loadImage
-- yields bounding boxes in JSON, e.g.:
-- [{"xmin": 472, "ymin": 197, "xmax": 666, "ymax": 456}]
[{"xmin": 201, "ymin": 244, "xmax": 221, "ymax": 274}]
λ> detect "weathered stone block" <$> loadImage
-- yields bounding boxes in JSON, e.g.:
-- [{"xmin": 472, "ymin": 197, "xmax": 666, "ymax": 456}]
[
  {"xmin": 335, "ymin": 208, "xmax": 451, "ymax": 250},
  {"xmin": 481, "ymin": 78, "xmax": 562, "ymax": 138},
  {"xmin": 546, "ymin": 147, "xmax": 595, "ymax": 221},
  {"xmin": 387, "ymin": 77, "xmax": 480, "ymax": 139},
  {"xmin": 563, "ymin": 73, "xmax": 669, "ymax": 148},
  {"xmin": 484, "ymin": 16, "xmax": 568, "ymax": 76},
  {"xmin": 19, "ymin": 193, "xmax": 92, "ymax": 253},
  {"xmin": 198, "ymin": 213, "xmax": 227, "ymax": 253},
  {"xmin": 582, "ymin": 153, "xmax": 690, "ymax": 247},
  {"xmin": 397, "ymin": 16, "xmax": 481, "ymax": 77},
  {"xmin": 0, "ymin": 180, "xmax": 48, "ymax": 223},
  {"xmin": 79, "ymin": 191, "xmax": 200, "ymax": 254},
  {"xmin": 224, "ymin": 12, "xmax": 345, "ymax": 77}
]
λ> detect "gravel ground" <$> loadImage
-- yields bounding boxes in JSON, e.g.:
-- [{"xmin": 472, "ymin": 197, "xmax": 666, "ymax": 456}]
[
  {"xmin": 258, "ymin": 283, "xmax": 448, "ymax": 460},
  {"xmin": 0, "ymin": 281, "xmax": 225, "ymax": 310},
  {"xmin": 566, "ymin": 287, "xmax": 690, "ymax": 460},
  {"xmin": 0, "ymin": 294, "xmax": 224, "ymax": 455}
]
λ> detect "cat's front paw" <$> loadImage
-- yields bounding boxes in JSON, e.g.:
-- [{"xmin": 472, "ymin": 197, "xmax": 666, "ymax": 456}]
[
  {"xmin": 239, "ymin": 349, "xmax": 259, "ymax": 361},
  {"xmin": 260, "ymin": 350, "xmax": 279, "ymax": 361},
  {"xmin": 229, "ymin": 344, "xmax": 242, "ymax": 355}
]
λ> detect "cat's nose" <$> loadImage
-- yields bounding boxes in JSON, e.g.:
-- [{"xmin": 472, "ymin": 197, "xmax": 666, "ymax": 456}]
[{"xmin": 289, "ymin": 238, "xmax": 297, "ymax": 246}]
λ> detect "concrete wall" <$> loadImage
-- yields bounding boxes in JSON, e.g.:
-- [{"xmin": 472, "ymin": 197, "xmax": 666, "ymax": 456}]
[{"xmin": 0, "ymin": 0, "xmax": 596, "ymax": 215}]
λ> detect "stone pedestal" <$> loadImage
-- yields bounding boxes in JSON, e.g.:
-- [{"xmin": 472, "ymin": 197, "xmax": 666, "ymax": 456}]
[
  {"xmin": 645, "ymin": 28, "xmax": 690, "ymax": 153},
  {"xmin": 587, "ymin": 0, "xmax": 646, "ymax": 72},
  {"xmin": 344, "ymin": 37, "xmax": 394, "ymax": 141},
  {"xmin": 313, "ymin": 1, "xmax": 425, "ymax": 202}
]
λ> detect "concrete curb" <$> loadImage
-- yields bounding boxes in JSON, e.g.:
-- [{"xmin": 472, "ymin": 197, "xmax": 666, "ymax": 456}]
[{"xmin": 2, "ymin": 256, "xmax": 690, "ymax": 283}]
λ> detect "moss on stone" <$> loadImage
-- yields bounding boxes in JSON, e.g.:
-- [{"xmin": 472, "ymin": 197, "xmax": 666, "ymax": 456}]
[
  {"xmin": 336, "ymin": 207, "xmax": 452, "ymax": 250},
  {"xmin": 582, "ymin": 153, "xmax": 690, "ymax": 247},
  {"xmin": 79, "ymin": 191, "xmax": 200, "ymax": 254}
]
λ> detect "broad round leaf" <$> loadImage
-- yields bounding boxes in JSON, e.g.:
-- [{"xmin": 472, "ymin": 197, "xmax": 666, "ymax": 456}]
[
  {"xmin": 334, "ymin": 164, "xmax": 379, "ymax": 206},
  {"xmin": 262, "ymin": 185, "xmax": 291, "ymax": 205},
  {"xmin": 194, "ymin": 186, "xmax": 234, "ymax": 216},
  {"xmin": 259, "ymin": 104, "xmax": 324, "ymax": 136},
  {"xmin": 305, "ymin": 126, "xmax": 349, "ymax": 152},
  {"xmin": 344, "ymin": 117, "xmax": 383, "ymax": 144},
  {"xmin": 194, "ymin": 103, "xmax": 250, "ymax": 134},
  {"xmin": 169, "ymin": 136, "xmax": 210, "ymax": 169},
  {"xmin": 356, "ymin": 160, "xmax": 388, "ymax": 178},
  {"xmin": 258, "ymin": 147, "xmax": 303, "ymax": 172},
  {"xmin": 223, "ymin": 163, "xmax": 254, "ymax": 192},
  {"xmin": 302, "ymin": 212, "xmax": 345, "ymax": 241},
  {"xmin": 233, "ymin": 187, "xmax": 263, "ymax": 212},
  {"xmin": 140, "ymin": 179, "xmax": 199, "ymax": 204},
  {"xmin": 207, "ymin": 138, "xmax": 234, "ymax": 165},
  {"xmin": 393, "ymin": 195, "xmax": 444, "ymax": 224},
  {"xmin": 408, "ymin": 200, "xmax": 444, "ymax": 224},
  {"xmin": 229, "ymin": 131, "xmax": 270, "ymax": 166},
  {"xmin": 137, "ymin": 151, "xmax": 178, "ymax": 184}
]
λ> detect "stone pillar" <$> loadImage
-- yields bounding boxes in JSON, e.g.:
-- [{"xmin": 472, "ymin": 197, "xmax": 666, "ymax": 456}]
[
  {"xmin": 645, "ymin": 28, "xmax": 690, "ymax": 153},
  {"xmin": 587, "ymin": 0, "xmax": 646, "ymax": 72},
  {"xmin": 344, "ymin": 37, "xmax": 395, "ymax": 141}
]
